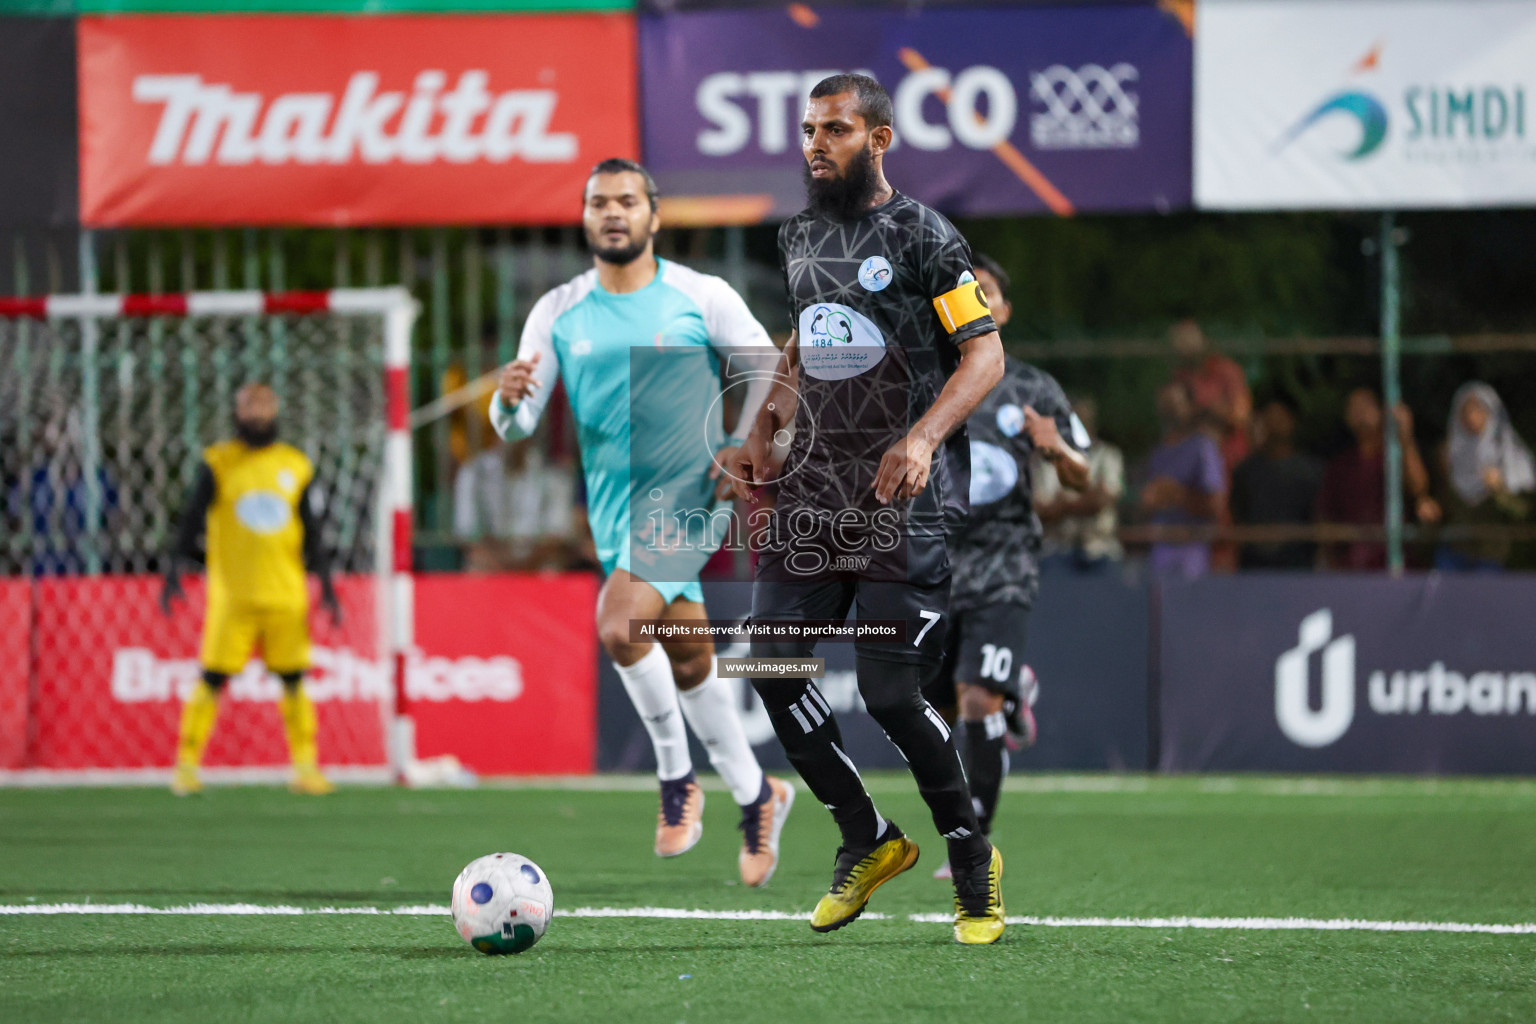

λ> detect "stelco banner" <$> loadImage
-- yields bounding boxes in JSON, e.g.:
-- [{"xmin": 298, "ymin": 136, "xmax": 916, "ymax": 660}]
[
  {"xmin": 1160, "ymin": 575, "xmax": 1536, "ymax": 773},
  {"xmin": 638, "ymin": 4, "xmax": 1192, "ymax": 221},
  {"xmin": 1196, "ymin": 0, "xmax": 1536, "ymax": 210},
  {"xmin": 76, "ymin": 14, "xmax": 638, "ymax": 226}
]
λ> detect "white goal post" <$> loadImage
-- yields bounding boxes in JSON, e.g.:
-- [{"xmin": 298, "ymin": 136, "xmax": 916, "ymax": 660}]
[{"xmin": 0, "ymin": 288, "xmax": 427, "ymax": 785}]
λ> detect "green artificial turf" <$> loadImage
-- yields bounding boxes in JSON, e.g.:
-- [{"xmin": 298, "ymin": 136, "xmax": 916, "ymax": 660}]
[{"xmin": 3, "ymin": 775, "xmax": 1536, "ymax": 1023}]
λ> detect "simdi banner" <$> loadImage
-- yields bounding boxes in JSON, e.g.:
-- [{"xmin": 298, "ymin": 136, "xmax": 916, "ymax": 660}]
[
  {"xmin": 638, "ymin": 3, "xmax": 1192, "ymax": 222},
  {"xmin": 1159, "ymin": 575, "xmax": 1536, "ymax": 774},
  {"xmin": 76, "ymin": 14, "xmax": 638, "ymax": 226},
  {"xmin": 1196, "ymin": 0, "xmax": 1536, "ymax": 210}
]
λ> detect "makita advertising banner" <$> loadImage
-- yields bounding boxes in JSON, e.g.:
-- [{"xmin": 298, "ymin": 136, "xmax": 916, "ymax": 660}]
[
  {"xmin": 638, "ymin": 3, "xmax": 1192, "ymax": 221},
  {"xmin": 76, "ymin": 14, "xmax": 638, "ymax": 226},
  {"xmin": 598, "ymin": 573, "xmax": 1149, "ymax": 773},
  {"xmin": 0, "ymin": 17, "xmax": 79, "ymax": 227},
  {"xmin": 1196, "ymin": 0, "xmax": 1536, "ymax": 210},
  {"xmin": 1160, "ymin": 575, "xmax": 1536, "ymax": 773}
]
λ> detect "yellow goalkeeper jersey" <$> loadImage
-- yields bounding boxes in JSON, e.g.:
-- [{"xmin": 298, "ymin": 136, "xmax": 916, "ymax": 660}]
[{"xmin": 203, "ymin": 440, "xmax": 314, "ymax": 611}]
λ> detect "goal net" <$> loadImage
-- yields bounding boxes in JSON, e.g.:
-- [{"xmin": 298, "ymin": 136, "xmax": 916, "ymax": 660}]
[{"xmin": 0, "ymin": 290, "xmax": 417, "ymax": 784}]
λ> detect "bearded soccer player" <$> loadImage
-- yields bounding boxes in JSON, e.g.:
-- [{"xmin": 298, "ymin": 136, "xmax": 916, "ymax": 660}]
[
  {"xmin": 160, "ymin": 384, "xmax": 342, "ymax": 796},
  {"xmin": 729, "ymin": 75, "xmax": 1008, "ymax": 944},
  {"xmin": 491, "ymin": 158, "xmax": 794, "ymax": 887},
  {"xmin": 923, "ymin": 254, "xmax": 1091, "ymax": 880}
]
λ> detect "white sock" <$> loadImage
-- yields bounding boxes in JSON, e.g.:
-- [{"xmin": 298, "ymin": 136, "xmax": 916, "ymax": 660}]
[
  {"xmin": 615, "ymin": 644, "xmax": 692, "ymax": 782},
  {"xmin": 677, "ymin": 659, "xmax": 766, "ymax": 806}
]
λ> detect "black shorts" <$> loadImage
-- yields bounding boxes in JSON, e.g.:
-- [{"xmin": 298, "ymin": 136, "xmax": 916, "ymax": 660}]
[
  {"xmin": 923, "ymin": 602, "xmax": 1031, "ymax": 708},
  {"xmin": 748, "ymin": 574, "xmax": 952, "ymax": 666}
]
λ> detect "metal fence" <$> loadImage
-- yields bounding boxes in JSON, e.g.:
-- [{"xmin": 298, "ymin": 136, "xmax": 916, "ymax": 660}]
[{"xmin": 4, "ymin": 225, "xmax": 778, "ymax": 563}]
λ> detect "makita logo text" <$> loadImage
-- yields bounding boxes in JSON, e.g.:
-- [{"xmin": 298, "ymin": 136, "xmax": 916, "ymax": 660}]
[{"xmin": 132, "ymin": 71, "xmax": 577, "ymax": 167}]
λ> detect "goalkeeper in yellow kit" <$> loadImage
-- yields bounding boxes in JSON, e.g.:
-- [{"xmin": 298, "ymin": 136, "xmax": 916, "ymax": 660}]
[{"xmin": 160, "ymin": 383, "xmax": 342, "ymax": 796}]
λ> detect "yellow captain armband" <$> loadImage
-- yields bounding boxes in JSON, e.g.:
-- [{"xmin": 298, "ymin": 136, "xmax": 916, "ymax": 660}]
[{"xmin": 932, "ymin": 279, "xmax": 992, "ymax": 335}]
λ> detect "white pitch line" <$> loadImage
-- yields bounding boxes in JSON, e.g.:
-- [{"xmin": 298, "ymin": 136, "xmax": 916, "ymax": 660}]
[{"xmin": 2, "ymin": 904, "xmax": 1533, "ymax": 934}]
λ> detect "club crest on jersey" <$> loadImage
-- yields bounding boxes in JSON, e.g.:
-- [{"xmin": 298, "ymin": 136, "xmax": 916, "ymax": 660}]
[
  {"xmin": 969, "ymin": 440, "xmax": 1018, "ymax": 506},
  {"xmin": 570, "ymin": 339, "xmax": 593, "ymax": 357},
  {"xmin": 276, "ymin": 469, "xmax": 297, "ymax": 494},
  {"xmin": 235, "ymin": 490, "xmax": 292, "ymax": 534},
  {"xmin": 798, "ymin": 303, "xmax": 887, "ymax": 381},
  {"xmin": 996, "ymin": 404, "xmax": 1025, "ymax": 437},
  {"xmin": 858, "ymin": 256, "xmax": 894, "ymax": 292}
]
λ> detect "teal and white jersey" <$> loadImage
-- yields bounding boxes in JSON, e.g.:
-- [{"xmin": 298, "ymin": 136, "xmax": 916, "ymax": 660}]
[{"xmin": 491, "ymin": 258, "xmax": 775, "ymax": 598}]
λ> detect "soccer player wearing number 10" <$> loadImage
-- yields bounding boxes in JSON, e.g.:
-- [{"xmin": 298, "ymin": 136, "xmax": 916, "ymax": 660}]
[
  {"xmin": 491, "ymin": 159, "xmax": 794, "ymax": 887},
  {"xmin": 729, "ymin": 75, "xmax": 1008, "ymax": 944},
  {"xmin": 925, "ymin": 255, "xmax": 1091, "ymax": 880}
]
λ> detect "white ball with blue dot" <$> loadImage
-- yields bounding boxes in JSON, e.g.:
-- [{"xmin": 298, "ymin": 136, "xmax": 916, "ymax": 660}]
[{"xmin": 450, "ymin": 853, "xmax": 554, "ymax": 955}]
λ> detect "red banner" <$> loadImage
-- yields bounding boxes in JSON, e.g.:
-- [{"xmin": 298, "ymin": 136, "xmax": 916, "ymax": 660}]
[
  {"xmin": 410, "ymin": 573, "xmax": 598, "ymax": 775},
  {"xmin": 77, "ymin": 14, "xmax": 638, "ymax": 226},
  {"xmin": 2, "ymin": 573, "xmax": 597, "ymax": 776},
  {"xmin": 29, "ymin": 575, "xmax": 386, "ymax": 770},
  {"xmin": 0, "ymin": 581, "xmax": 29, "ymax": 769}
]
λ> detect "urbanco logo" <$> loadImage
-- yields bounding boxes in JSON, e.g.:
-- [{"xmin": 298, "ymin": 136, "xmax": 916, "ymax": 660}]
[{"xmin": 1274, "ymin": 608, "xmax": 1356, "ymax": 748}]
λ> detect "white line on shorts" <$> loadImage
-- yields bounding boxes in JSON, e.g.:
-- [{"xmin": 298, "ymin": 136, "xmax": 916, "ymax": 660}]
[{"xmin": 2, "ymin": 904, "xmax": 1533, "ymax": 934}]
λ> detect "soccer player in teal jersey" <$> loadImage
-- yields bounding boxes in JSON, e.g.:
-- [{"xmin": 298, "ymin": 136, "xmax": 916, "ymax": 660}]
[{"xmin": 491, "ymin": 159, "xmax": 794, "ymax": 886}]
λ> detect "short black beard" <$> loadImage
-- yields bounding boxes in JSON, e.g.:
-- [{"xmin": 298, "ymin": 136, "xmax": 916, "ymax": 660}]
[
  {"xmin": 803, "ymin": 145, "xmax": 882, "ymax": 221},
  {"xmin": 588, "ymin": 228, "xmax": 649, "ymax": 267},
  {"xmin": 235, "ymin": 417, "xmax": 278, "ymax": 448}
]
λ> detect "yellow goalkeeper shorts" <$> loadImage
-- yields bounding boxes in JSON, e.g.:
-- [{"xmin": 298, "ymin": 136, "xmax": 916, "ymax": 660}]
[{"xmin": 200, "ymin": 603, "xmax": 311, "ymax": 677}]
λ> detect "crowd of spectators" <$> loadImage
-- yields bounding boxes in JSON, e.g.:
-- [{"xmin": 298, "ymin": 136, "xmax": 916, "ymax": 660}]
[{"xmin": 1037, "ymin": 319, "xmax": 1536, "ymax": 576}]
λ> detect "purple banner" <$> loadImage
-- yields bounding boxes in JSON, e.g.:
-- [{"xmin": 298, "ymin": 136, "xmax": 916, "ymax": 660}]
[
  {"xmin": 1160, "ymin": 574, "xmax": 1536, "ymax": 774},
  {"xmin": 639, "ymin": 4, "xmax": 1192, "ymax": 220}
]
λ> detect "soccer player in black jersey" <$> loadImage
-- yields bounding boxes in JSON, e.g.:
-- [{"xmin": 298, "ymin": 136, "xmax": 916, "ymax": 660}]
[
  {"xmin": 923, "ymin": 255, "xmax": 1091, "ymax": 880},
  {"xmin": 728, "ymin": 74, "xmax": 1008, "ymax": 944}
]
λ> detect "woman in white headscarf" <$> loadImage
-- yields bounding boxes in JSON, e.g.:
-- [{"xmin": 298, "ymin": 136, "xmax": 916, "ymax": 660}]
[{"xmin": 1436, "ymin": 382, "xmax": 1534, "ymax": 571}]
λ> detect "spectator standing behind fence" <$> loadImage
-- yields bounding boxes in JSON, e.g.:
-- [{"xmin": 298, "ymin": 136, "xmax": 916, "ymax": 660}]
[
  {"xmin": 1317, "ymin": 388, "xmax": 1439, "ymax": 571},
  {"xmin": 1141, "ymin": 380, "xmax": 1226, "ymax": 578},
  {"xmin": 1435, "ymin": 382, "xmax": 1534, "ymax": 572},
  {"xmin": 452, "ymin": 436, "xmax": 578, "ymax": 571},
  {"xmin": 1230, "ymin": 397, "xmax": 1323, "ymax": 570},
  {"xmin": 1036, "ymin": 396, "xmax": 1124, "ymax": 570},
  {"xmin": 1170, "ymin": 317, "xmax": 1252, "ymax": 473}
]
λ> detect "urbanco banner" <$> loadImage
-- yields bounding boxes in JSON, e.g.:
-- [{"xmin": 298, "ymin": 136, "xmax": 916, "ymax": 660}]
[
  {"xmin": 77, "ymin": 14, "xmax": 639, "ymax": 226},
  {"xmin": 639, "ymin": 4, "xmax": 1191, "ymax": 222},
  {"xmin": 1159, "ymin": 574, "xmax": 1536, "ymax": 773},
  {"xmin": 1196, "ymin": 0, "xmax": 1536, "ymax": 210}
]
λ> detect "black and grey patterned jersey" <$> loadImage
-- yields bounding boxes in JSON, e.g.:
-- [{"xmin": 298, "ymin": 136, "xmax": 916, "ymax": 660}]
[
  {"xmin": 951, "ymin": 356, "xmax": 1085, "ymax": 610},
  {"xmin": 775, "ymin": 192, "xmax": 996, "ymax": 547}
]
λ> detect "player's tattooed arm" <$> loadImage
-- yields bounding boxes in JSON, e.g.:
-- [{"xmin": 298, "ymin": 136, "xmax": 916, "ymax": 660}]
[
  {"xmin": 873, "ymin": 331, "xmax": 1004, "ymax": 504},
  {"xmin": 728, "ymin": 333, "xmax": 800, "ymax": 500},
  {"xmin": 1025, "ymin": 407, "xmax": 1090, "ymax": 490}
]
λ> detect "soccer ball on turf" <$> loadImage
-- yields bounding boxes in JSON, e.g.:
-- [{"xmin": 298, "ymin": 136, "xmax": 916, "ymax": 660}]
[{"xmin": 450, "ymin": 853, "xmax": 554, "ymax": 955}]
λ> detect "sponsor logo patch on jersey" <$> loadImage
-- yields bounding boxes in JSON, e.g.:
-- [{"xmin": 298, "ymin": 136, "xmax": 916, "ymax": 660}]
[
  {"xmin": 996, "ymin": 404, "xmax": 1025, "ymax": 437},
  {"xmin": 969, "ymin": 440, "xmax": 1019, "ymax": 506},
  {"xmin": 797, "ymin": 302, "xmax": 887, "ymax": 380},
  {"xmin": 1069, "ymin": 411, "xmax": 1091, "ymax": 450},
  {"xmin": 857, "ymin": 256, "xmax": 894, "ymax": 292},
  {"xmin": 234, "ymin": 490, "xmax": 292, "ymax": 534}
]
